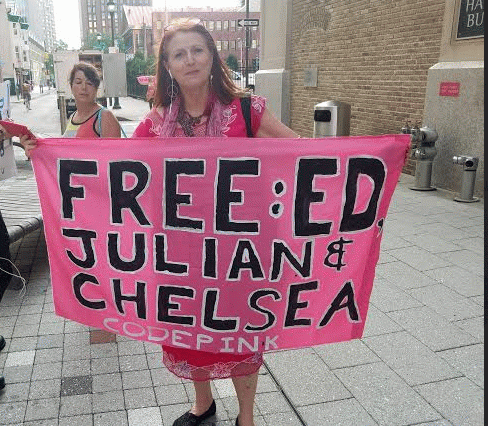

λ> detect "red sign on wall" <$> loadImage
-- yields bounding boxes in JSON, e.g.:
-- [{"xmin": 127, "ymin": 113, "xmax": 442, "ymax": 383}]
[{"xmin": 439, "ymin": 82, "xmax": 461, "ymax": 97}]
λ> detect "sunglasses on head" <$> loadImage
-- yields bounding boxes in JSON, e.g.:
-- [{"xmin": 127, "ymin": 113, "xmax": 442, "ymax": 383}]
[{"xmin": 164, "ymin": 18, "xmax": 203, "ymax": 32}]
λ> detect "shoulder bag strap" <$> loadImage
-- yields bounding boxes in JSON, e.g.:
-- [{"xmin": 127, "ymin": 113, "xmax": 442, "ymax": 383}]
[
  {"xmin": 240, "ymin": 96, "xmax": 253, "ymax": 138},
  {"xmin": 96, "ymin": 107, "xmax": 127, "ymax": 138},
  {"xmin": 96, "ymin": 107, "xmax": 103, "ymax": 136}
]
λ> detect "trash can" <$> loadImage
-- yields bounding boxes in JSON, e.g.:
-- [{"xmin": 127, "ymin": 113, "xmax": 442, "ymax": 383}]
[{"xmin": 313, "ymin": 101, "xmax": 351, "ymax": 137}]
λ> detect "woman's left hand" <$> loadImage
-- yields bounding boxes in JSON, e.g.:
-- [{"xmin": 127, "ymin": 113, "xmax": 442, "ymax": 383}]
[{"xmin": 19, "ymin": 134, "xmax": 37, "ymax": 158}]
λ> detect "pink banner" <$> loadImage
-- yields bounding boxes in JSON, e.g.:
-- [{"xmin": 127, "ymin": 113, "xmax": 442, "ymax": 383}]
[{"xmin": 32, "ymin": 135, "xmax": 409, "ymax": 354}]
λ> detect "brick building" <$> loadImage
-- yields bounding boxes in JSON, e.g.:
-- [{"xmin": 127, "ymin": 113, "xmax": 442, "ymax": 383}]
[
  {"xmin": 290, "ymin": 0, "xmax": 446, "ymax": 176},
  {"xmin": 79, "ymin": 0, "xmax": 152, "ymax": 46},
  {"xmin": 151, "ymin": 8, "xmax": 261, "ymax": 71},
  {"xmin": 258, "ymin": 0, "xmax": 483, "ymax": 194}
]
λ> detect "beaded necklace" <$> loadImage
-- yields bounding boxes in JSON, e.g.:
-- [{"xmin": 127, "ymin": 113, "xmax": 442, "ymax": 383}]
[{"xmin": 176, "ymin": 99, "xmax": 213, "ymax": 137}]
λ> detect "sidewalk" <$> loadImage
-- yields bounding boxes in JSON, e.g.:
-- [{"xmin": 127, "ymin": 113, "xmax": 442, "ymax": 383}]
[{"xmin": 0, "ymin": 160, "xmax": 484, "ymax": 423}]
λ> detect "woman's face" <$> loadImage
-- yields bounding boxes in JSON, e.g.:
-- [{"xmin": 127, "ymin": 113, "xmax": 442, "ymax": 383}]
[
  {"xmin": 165, "ymin": 31, "xmax": 213, "ymax": 92},
  {"xmin": 71, "ymin": 70, "xmax": 97, "ymax": 104}
]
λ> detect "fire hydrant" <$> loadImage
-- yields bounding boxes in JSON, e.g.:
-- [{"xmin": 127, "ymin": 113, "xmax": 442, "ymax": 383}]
[{"xmin": 409, "ymin": 126, "xmax": 438, "ymax": 191}]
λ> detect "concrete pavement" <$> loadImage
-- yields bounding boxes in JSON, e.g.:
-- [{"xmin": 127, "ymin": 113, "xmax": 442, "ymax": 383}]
[{"xmin": 0, "ymin": 95, "xmax": 484, "ymax": 425}]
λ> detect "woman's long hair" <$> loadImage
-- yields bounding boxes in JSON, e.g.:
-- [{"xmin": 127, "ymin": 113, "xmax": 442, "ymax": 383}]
[{"xmin": 154, "ymin": 18, "xmax": 248, "ymax": 108}]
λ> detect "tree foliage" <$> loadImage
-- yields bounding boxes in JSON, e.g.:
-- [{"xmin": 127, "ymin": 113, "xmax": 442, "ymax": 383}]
[
  {"xmin": 82, "ymin": 33, "xmax": 125, "ymax": 53},
  {"xmin": 226, "ymin": 54, "xmax": 239, "ymax": 71}
]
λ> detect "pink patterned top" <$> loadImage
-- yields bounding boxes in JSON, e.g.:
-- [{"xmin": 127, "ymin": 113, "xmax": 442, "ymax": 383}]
[
  {"xmin": 133, "ymin": 94, "xmax": 267, "ymax": 381},
  {"xmin": 132, "ymin": 95, "xmax": 266, "ymax": 138}
]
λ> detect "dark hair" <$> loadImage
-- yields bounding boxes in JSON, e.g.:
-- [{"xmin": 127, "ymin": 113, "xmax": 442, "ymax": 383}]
[
  {"xmin": 154, "ymin": 18, "xmax": 247, "ymax": 108},
  {"xmin": 69, "ymin": 62, "xmax": 101, "ymax": 89}
]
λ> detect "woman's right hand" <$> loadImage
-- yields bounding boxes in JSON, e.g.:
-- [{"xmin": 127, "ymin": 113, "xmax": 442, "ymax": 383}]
[
  {"xmin": 0, "ymin": 124, "xmax": 12, "ymax": 142},
  {"xmin": 20, "ymin": 134, "xmax": 37, "ymax": 158}
]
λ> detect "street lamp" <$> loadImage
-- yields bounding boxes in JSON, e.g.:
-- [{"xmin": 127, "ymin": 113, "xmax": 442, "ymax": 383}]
[
  {"xmin": 107, "ymin": 0, "xmax": 116, "ymax": 47},
  {"xmin": 107, "ymin": 0, "xmax": 121, "ymax": 109}
]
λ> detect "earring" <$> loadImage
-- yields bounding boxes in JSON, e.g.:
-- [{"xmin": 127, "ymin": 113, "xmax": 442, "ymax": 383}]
[{"xmin": 167, "ymin": 77, "xmax": 179, "ymax": 114}]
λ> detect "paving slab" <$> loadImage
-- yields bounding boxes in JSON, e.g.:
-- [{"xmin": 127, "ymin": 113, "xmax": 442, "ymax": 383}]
[
  {"xmin": 415, "ymin": 377, "xmax": 484, "ymax": 426},
  {"xmin": 334, "ymin": 362, "xmax": 441, "ymax": 426}
]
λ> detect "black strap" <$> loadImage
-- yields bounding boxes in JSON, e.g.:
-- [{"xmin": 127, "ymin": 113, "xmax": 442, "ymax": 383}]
[{"xmin": 240, "ymin": 96, "xmax": 253, "ymax": 138}]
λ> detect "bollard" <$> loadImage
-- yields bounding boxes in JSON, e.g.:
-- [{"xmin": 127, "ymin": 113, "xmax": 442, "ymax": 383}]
[
  {"xmin": 409, "ymin": 126, "xmax": 438, "ymax": 191},
  {"xmin": 452, "ymin": 156, "xmax": 480, "ymax": 203}
]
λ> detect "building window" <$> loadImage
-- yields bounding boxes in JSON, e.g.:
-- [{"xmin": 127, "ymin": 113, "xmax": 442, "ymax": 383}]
[
  {"xmin": 223, "ymin": 20, "xmax": 229, "ymax": 30},
  {"xmin": 216, "ymin": 21, "xmax": 222, "ymax": 31},
  {"xmin": 223, "ymin": 40, "xmax": 229, "ymax": 50},
  {"xmin": 230, "ymin": 40, "xmax": 236, "ymax": 50},
  {"xmin": 252, "ymin": 39, "xmax": 258, "ymax": 49},
  {"xmin": 230, "ymin": 20, "xmax": 236, "ymax": 31},
  {"xmin": 208, "ymin": 21, "xmax": 214, "ymax": 31},
  {"xmin": 216, "ymin": 40, "xmax": 222, "ymax": 51}
]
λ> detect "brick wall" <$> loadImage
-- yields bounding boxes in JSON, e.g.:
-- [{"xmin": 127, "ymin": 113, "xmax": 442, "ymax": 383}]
[{"xmin": 290, "ymin": 0, "xmax": 446, "ymax": 174}]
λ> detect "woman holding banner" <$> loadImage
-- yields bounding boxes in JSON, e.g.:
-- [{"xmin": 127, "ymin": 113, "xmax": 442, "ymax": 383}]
[
  {"xmin": 4, "ymin": 62, "xmax": 121, "ymax": 154},
  {"xmin": 132, "ymin": 18, "xmax": 298, "ymax": 426}
]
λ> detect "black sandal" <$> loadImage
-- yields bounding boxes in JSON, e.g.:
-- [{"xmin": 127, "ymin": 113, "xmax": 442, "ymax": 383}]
[{"xmin": 172, "ymin": 400, "xmax": 216, "ymax": 426}]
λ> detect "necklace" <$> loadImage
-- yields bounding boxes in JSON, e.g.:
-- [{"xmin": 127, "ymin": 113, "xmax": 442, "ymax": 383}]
[{"xmin": 177, "ymin": 109, "xmax": 206, "ymax": 137}]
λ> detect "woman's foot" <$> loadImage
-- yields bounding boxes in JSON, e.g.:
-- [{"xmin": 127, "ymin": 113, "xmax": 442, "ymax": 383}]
[{"xmin": 172, "ymin": 400, "xmax": 216, "ymax": 426}]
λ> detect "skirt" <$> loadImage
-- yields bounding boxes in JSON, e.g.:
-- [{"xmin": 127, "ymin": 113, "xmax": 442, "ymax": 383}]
[{"xmin": 162, "ymin": 345, "xmax": 263, "ymax": 381}]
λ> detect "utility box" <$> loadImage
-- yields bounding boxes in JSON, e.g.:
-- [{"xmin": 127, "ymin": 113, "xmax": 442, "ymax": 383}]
[
  {"xmin": 102, "ymin": 53, "xmax": 127, "ymax": 98},
  {"xmin": 313, "ymin": 100, "xmax": 351, "ymax": 137}
]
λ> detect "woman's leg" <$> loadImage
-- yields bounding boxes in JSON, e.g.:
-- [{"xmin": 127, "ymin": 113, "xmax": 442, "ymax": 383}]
[
  {"xmin": 190, "ymin": 380, "xmax": 214, "ymax": 415},
  {"xmin": 232, "ymin": 372, "xmax": 259, "ymax": 426}
]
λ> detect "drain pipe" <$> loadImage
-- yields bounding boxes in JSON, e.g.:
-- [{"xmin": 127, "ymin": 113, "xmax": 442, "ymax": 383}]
[{"xmin": 452, "ymin": 156, "xmax": 480, "ymax": 203}]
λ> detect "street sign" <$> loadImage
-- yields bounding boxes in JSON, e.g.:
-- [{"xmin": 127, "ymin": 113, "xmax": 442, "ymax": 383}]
[{"xmin": 237, "ymin": 19, "xmax": 259, "ymax": 28}]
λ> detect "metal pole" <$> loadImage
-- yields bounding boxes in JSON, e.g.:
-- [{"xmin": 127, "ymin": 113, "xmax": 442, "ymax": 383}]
[
  {"xmin": 143, "ymin": 18, "xmax": 147, "ymax": 60},
  {"xmin": 245, "ymin": 0, "xmax": 249, "ymax": 88},
  {"xmin": 59, "ymin": 95, "xmax": 67, "ymax": 135},
  {"xmin": 111, "ymin": 15, "xmax": 115, "ymax": 46},
  {"xmin": 165, "ymin": 0, "xmax": 169, "ymax": 26},
  {"xmin": 111, "ymin": 9, "xmax": 121, "ymax": 109}
]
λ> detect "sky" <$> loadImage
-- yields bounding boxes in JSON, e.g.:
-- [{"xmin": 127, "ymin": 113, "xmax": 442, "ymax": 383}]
[{"xmin": 53, "ymin": 0, "xmax": 240, "ymax": 50}]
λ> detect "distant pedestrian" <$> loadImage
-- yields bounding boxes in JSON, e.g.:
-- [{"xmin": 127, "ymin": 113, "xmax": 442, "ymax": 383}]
[
  {"xmin": 22, "ymin": 82, "xmax": 31, "ymax": 110},
  {"xmin": 15, "ymin": 82, "xmax": 20, "ymax": 101},
  {"xmin": 39, "ymin": 82, "xmax": 43, "ymax": 93}
]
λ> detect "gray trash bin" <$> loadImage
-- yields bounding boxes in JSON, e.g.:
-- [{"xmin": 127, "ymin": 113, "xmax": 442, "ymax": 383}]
[{"xmin": 313, "ymin": 101, "xmax": 351, "ymax": 137}]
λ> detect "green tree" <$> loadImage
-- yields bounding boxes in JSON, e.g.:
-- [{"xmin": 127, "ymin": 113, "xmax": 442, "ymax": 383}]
[
  {"xmin": 226, "ymin": 54, "xmax": 239, "ymax": 71},
  {"xmin": 82, "ymin": 33, "xmax": 126, "ymax": 53},
  {"xmin": 82, "ymin": 33, "xmax": 112, "ymax": 52}
]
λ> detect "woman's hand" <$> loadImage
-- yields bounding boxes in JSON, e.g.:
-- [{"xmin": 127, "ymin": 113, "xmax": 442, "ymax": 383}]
[{"xmin": 20, "ymin": 134, "xmax": 37, "ymax": 158}]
